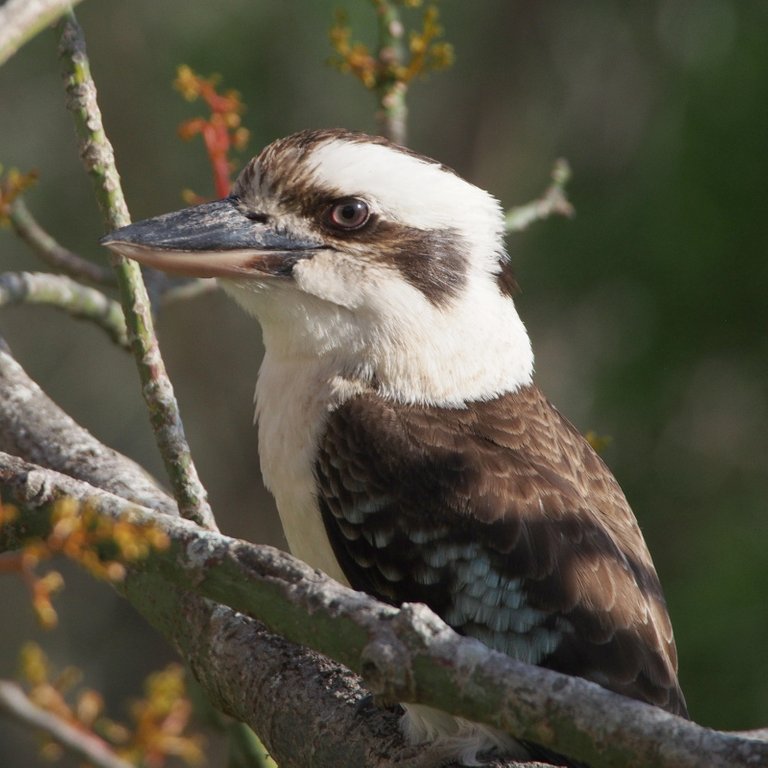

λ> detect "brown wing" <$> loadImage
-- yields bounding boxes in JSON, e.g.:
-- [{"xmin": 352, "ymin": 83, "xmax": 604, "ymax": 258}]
[{"xmin": 315, "ymin": 385, "xmax": 687, "ymax": 716}]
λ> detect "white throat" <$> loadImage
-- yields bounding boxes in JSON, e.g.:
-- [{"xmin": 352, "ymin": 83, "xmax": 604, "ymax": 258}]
[
  {"xmin": 221, "ymin": 273, "xmax": 533, "ymax": 579},
  {"xmin": 223, "ymin": 268, "xmax": 533, "ymax": 409}
]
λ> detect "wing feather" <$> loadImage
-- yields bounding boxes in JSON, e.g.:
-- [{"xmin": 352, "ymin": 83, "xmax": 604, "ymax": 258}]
[{"xmin": 315, "ymin": 385, "xmax": 687, "ymax": 716}]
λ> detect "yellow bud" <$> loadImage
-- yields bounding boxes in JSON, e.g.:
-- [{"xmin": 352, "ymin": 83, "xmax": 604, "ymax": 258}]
[
  {"xmin": 76, "ymin": 689, "xmax": 105, "ymax": 726},
  {"xmin": 39, "ymin": 570, "xmax": 65, "ymax": 594},
  {"xmin": 20, "ymin": 643, "xmax": 49, "ymax": 685}
]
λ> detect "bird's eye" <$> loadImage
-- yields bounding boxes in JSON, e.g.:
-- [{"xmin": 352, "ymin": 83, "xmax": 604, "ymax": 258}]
[{"xmin": 326, "ymin": 198, "xmax": 371, "ymax": 231}]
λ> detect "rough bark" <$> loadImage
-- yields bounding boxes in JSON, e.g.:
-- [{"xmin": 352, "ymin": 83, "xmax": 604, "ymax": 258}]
[
  {"xmin": 1, "ymin": 351, "xmax": 767, "ymax": 768},
  {"xmin": 0, "ymin": 348, "xmax": 536, "ymax": 768}
]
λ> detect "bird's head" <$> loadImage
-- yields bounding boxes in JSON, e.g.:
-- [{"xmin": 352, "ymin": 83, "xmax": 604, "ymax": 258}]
[{"xmin": 102, "ymin": 129, "xmax": 533, "ymax": 403}]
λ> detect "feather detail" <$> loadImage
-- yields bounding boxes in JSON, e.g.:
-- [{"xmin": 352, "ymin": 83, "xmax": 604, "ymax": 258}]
[{"xmin": 315, "ymin": 385, "xmax": 688, "ymax": 718}]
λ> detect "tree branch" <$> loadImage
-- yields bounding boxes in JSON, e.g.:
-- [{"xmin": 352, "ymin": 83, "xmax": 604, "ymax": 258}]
[
  {"xmin": 0, "ymin": 0, "xmax": 89, "ymax": 67},
  {"xmin": 0, "ymin": 271, "xmax": 127, "ymax": 348},
  {"xmin": 505, "ymin": 159, "xmax": 574, "ymax": 233},
  {"xmin": 0, "ymin": 455, "xmax": 424, "ymax": 768},
  {"xmin": 0, "ymin": 347, "xmax": 175, "ymax": 515},
  {"xmin": 0, "ymin": 349, "xmax": 431, "ymax": 768},
  {"xmin": 1, "ymin": 446, "xmax": 766, "ymax": 768},
  {"xmin": 0, "ymin": 680, "xmax": 134, "ymax": 768},
  {"xmin": 375, "ymin": 1, "xmax": 408, "ymax": 145},
  {"xmin": 8, "ymin": 199, "xmax": 116, "ymax": 287},
  {"xmin": 55, "ymin": 11, "xmax": 216, "ymax": 531}
]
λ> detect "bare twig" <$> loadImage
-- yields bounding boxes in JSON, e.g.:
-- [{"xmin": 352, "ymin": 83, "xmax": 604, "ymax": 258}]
[
  {"xmin": 375, "ymin": 1, "xmax": 408, "ymax": 145},
  {"xmin": 55, "ymin": 11, "xmax": 216, "ymax": 532},
  {"xmin": 0, "ymin": 271, "xmax": 127, "ymax": 348},
  {"xmin": 330, "ymin": 2, "xmax": 451, "ymax": 146},
  {"xmin": 0, "ymin": 680, "xmax": 134, "ymax": 768},
  {"xmin": 0, "ymin": 0, "xmax": 89, "ymax": 67},
  {"xmin": 8, "ymin": 199, "xmax": 116, "ymax": 286},
  {"xmin": 505, "ymin": 159, "xmax": 574, "ymax": 233}
]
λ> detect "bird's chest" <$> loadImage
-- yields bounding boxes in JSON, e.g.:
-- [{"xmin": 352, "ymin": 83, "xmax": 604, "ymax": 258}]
[{"xmin": 255, "ymin": 357, "xmax": 350, "ymax": 585}]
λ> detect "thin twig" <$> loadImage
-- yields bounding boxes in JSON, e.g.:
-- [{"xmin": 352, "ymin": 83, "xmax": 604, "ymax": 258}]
[
  {"xmin": 0, "ymin": 0, "xmax": 88, "ymax": 67},
  {"xmin": 375, "ymin": 1, "xmax": 408, "ymax": 145},
  {"xmin": 8, "ymin": 199, "xmax": 116, "ymax": 286},
  {"xmin": 0, "ymin": 271, "xmax": 127, "ymax": 347},
  {"xmin": 505, "ymin": 158, "xmax": 575, "ymax": 233},
  {"xmin": 0, "ymin": 680, "xmax": 134, "ymax": 768},
  {"xmin": 55, "ymin": 11, "xmax": 217, "ymax": 532}
]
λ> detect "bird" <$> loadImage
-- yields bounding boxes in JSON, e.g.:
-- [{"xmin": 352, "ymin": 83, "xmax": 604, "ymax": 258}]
[{"xmin": 102, "ymin": 128, "xmax": 688, "ymax": 766}]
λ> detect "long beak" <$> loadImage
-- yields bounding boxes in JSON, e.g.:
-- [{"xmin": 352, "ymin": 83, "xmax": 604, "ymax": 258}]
[{"xmin": 99, "ymin": 197, "xmax": 323, "ymax": 279}]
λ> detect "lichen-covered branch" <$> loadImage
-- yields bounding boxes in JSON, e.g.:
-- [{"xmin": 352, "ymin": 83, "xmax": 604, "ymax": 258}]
[
  {"xmin": 0, "ymin": 0, "xmax": 89, "ymax": 67},
  {"xmin": 55, "ymin": 12, "xmax": 216, "ymax": 532},
  {"xmin": 8, "ymin": 199, "xmax": 116, "ymax": 286},
  {"xmin": 0, "ymin": 456, "xmax": 424, "ymax": 768},
  {"xmin": 0, "ymin": 271, "xmax": 127, "ymax": 348},
  {"xmin": 1, "ymin": 448, "xmax": 766, "ymax": 768},
  {"xmin": 0, "ymin": 680, "xmax": 134, "ymax": 768},
  {"xmin": 0, "ymin": 348, "xmax": 175, "ymax": 516},
  {"xmin": 0, "ymin": 349, "xmax": 427, "ymax": 768}
]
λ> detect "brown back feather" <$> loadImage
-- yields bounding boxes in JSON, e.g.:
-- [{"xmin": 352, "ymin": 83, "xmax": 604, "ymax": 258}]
[{"xmin": 315, "ymin": 384, "xmax": 687, "ymax": 716}]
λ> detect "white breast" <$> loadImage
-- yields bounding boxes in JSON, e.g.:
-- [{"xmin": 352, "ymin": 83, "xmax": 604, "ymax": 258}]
[{"xmin": 255, "ymin": 353, "xmax": 355, "ymax": 585}]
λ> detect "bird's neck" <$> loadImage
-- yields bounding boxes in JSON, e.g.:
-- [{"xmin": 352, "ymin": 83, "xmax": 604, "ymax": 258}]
[
  {"xmin": 238, "ymin": 278, "xmax": 534, "ymax": 409},
  {"xmin": 366, "ymin": 284, "xmax": 534, "ymax": 407}
]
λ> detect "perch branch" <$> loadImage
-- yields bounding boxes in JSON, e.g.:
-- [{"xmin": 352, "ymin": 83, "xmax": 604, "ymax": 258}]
[
  {"xmin": 1, "ymin": 450, "xmax": 766, "ymax": 768},
  {"xmin": 55, "ymin": 11, "xmax": 216, "ymax": 531},
  {"xmin": 0, "ymin": 456, "xmax": 430, "ymax": 768}
]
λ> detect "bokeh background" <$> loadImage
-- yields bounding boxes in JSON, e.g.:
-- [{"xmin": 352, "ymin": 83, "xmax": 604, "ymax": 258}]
[{"xmin": 1, "ymin": 0, "xmax": 767, "ymax": 764}]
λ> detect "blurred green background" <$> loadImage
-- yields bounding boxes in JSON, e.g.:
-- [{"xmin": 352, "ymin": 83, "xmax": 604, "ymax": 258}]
[{"xmin": 1, "ymin": 0, "xmax": 767, "ymax": 764}]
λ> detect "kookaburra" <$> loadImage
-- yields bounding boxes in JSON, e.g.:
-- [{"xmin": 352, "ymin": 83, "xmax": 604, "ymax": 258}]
[{"xmin": 102, "ymin": 129, "xmax": 687, "ymax": 766}]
